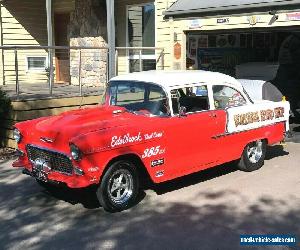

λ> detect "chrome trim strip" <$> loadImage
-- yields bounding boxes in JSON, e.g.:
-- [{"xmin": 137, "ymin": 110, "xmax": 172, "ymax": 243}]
[{"xmin": 212, "ymin": 121, "xmax": 285, "ymax": 139}]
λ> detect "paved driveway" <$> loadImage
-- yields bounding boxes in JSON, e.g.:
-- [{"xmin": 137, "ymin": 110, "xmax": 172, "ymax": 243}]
[
  {"xmin": 289, "ymin": 122, "xmax": 300, "ymax": 143},
  {"xmin": 0, "ymin": 143, "xmax": 299, "ymax": 250}
]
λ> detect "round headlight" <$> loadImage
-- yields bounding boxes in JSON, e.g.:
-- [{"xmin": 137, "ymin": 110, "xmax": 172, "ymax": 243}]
[
  {"xmin": 13, "ymin": 128, "xmax": 22, "ymax": 143},
  {"xmin": 70, "ymin": 143, "xmax": 81, "ymax": 161}
]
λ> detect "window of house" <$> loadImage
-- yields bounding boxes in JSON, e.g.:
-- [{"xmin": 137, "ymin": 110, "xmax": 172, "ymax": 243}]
[
  {"xmin": 212, "ymin": 85, "xmax": 246, "ymax": 109},
  {"xmin": 171, "ymin": 85, "xmax": 210, "ymax": 115},
  {"xmin": 26, "ymin": 56, "xmax": 47, "ymax": 71},
  {"xmin": 127, "ymin": 3, "xmax": 155, "ymax": 73}
]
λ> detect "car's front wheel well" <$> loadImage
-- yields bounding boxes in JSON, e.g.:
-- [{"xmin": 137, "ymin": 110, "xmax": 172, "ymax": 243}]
[{"xmin": 102, "ymin": 154, "xmax": 152, "ymax": 188}]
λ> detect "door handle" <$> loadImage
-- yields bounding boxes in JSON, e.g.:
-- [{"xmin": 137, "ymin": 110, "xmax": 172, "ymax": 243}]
[{"xmin": 209, "ymin": 112, "xmax": 217, "ymax": 118}]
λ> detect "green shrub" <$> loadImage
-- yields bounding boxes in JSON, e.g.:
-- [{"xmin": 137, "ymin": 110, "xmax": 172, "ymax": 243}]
[{"xmin": 0, "ymin": 87, "xmax": 12, "ymax": 147}]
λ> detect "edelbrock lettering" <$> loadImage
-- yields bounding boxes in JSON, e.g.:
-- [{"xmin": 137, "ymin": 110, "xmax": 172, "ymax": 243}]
[{"xmin": 111, "ymin": 133, "xmax": 142, "ymax": 148}]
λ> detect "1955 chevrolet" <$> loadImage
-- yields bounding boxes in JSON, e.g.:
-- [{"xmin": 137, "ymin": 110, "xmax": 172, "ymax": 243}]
[{"xmin": 12, "ymin": 71, "xmax": 290, "ymax": 212}]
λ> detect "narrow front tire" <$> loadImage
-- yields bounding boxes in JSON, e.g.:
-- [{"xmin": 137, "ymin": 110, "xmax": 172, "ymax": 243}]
[{"xmin": 97, "ymin": 160, "xmax": 139, "ymax": 212}]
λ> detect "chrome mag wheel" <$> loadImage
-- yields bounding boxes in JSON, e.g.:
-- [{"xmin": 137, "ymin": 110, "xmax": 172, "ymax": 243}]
[
  {"xmin": 107, "ymin": 168, "xmax": 134, "ymax": 205},
  {"xmin": 247, "ymin": 140, "xmax": 263, "ymax": 164}
]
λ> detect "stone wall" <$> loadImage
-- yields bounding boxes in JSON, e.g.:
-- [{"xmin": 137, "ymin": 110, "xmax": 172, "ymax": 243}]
[{"xmin": 69, "ymin": 0, "xmax": 107, "ymax": 87}]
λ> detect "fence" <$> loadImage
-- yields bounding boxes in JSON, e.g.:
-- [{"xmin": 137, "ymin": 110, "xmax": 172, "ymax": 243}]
[{"xmin": 0, "ymin": 46, "xmax": 165, "ymax": 99}]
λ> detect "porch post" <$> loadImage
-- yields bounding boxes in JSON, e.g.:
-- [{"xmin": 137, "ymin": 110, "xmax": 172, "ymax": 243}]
[
  {"xmin": 106, "ymin": 0, "xmax": 116, "ymax": 80},
  {"xmin": 46, "ymin": 0, "xmax": 54, "ymax": 94}
]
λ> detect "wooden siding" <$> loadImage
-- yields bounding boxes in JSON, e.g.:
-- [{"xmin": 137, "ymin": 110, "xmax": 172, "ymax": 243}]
[
  {"xmin": 155, "ymin": 0, "xmax": 178, "ymax": 70},
  {"xmin": 0, "ymin": 0, "xmax": 75, "ymax": 86},
  {"xmin": 0, "ymin": 0, "xmax": 48, "ymax": 85},
  {"xmin": 1, "ymin": 95, "xmax": 102, "ymax": 148}
]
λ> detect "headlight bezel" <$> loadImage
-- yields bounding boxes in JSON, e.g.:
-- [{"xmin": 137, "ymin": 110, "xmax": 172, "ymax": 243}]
[
  {"xmin": 70, "ymin": 143, "xmax": 82, "ymax": 161},
  {"xmin": 13, "ymin": 128, "xmax": 22, "ymax": 143}
]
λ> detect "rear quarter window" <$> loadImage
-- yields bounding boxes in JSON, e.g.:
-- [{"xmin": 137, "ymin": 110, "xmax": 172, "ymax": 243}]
[{"xmin": 213, "ymin": 85, "xmax": 247, "ymax": 109}]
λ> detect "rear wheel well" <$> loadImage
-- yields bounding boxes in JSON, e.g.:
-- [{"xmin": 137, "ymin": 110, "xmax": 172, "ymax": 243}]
[{"xmin": 102, "ymin": 154, "xmax": 152, "ymax": 188}]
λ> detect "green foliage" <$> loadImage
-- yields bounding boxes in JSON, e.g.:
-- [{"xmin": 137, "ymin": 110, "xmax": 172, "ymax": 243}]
[{"xmin": 0, "ymin": 87, "xmax": 11, "ymax": 147}]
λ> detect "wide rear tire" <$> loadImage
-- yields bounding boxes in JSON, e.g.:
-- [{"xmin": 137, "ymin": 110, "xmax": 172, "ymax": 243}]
[{"xmin": 237, "ymin": 140, "xmax": 267, "ymax": 172}]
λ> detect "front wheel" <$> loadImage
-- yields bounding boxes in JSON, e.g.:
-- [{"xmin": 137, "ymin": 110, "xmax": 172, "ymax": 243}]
[
  {"xmin": 97, "ymin": 160, "xmax": 139, "ymax": 212},
  {"xmin": 237, "ymin": 140, "xmax": 267, "ymax": 172}
]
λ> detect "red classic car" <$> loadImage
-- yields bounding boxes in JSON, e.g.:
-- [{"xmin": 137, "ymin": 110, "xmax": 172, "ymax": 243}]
[{"xmin": 12, "ymin": 71, "xmax": 290, "ymax": 212}]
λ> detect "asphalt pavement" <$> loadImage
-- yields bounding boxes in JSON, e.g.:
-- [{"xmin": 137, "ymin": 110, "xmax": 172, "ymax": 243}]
[
  {"xmin": 0, "ymin": 143, "xmax": 299, "ymax": 250},
  {"xmin": 289, "ymin": 122, "xmax": 300, "ymax": 143}
]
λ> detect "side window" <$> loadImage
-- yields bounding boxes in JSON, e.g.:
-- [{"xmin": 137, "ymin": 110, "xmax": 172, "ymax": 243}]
[
  {"xmin": 212, "ymin": 85, "xmax": 246, "ymax": 109},
  {"xmin": 171, "ymin": 85, "xmax": 209, "ymax": 115},
  {"xmin": 147, "ymin": 85, "xmax": 170, "ymax": 116}
]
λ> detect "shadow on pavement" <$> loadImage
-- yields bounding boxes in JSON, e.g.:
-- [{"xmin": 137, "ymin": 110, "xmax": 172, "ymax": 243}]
[
  {"xmin": 152, "ymin": 162, "xmax": 237, "ymax": 195},
  {"xmin": 153, "ymin": 144, "xmax": 288, "ymax": 195},
  {"xmin": 0, "ymin": 142, "xmax": 298, "ymax": 250},
  {"xmin": 265, "ymin": 145, "xmax": 289, "ymax": 160},
  {"xmin": 1, "ymin": 176, "xmax": 299, "ymax": 250}
]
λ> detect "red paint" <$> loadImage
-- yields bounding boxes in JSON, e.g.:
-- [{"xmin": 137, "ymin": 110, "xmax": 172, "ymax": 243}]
[{"xmin": 13, "ymin": 101, "xmax": 286, "ymax": 188}]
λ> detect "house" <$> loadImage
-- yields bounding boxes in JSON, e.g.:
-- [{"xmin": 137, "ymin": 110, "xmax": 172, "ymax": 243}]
[
  {"xmin": 2, "ymin": 0, "xmax": 300, "ymax": 87},
  {"xmin": 0, "ymin": 0, "xmax": 176, "ymax": 88},
  {"xmin": 1, "ymin": 0, "xmax": 300, "ymax": 148},
  {"xmin": 0, "ymin": 0, "xmax": 107, "ymax": 87}
]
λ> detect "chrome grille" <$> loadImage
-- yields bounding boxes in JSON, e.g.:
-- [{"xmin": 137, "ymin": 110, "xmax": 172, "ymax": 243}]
[{"xmin": 26, "ymin": 145, "xmax": 73, "ymax": 175}]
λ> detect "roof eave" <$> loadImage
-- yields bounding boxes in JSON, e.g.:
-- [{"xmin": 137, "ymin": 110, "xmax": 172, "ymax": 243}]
[{"xmin": 164, "ymin": 2, "xmax": 300, "ymax": 19}]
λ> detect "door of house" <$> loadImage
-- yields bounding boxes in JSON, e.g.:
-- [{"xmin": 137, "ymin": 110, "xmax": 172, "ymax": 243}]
[{"xmin": 54, "ymin": 13, "xmax": 70, "ymax": 83}]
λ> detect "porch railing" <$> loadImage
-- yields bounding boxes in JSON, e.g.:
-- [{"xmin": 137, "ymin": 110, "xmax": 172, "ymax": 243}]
[{"xmin": 0, "ymin": 45, "xmax": 165, "ymax": 99}]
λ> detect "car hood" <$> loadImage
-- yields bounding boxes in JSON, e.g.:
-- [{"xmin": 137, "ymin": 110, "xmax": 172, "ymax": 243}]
[{"xmin": 24, "ymin": 106, "xmax": 131, "ymax": 143}]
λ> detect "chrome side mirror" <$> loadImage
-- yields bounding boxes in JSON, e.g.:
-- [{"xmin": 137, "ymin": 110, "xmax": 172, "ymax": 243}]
[{"xmin": 179, "ymin": 106, "xmax": 187, "ymax": 117}]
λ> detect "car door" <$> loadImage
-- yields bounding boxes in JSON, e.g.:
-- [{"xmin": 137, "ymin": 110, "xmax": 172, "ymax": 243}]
[
  {"xmin": 162, "ymin": 85, "xmax": 227, "ymax": 179},
  {"xmin": 211, "ymin": 84, "xmax": 249, "ymax": 162}
]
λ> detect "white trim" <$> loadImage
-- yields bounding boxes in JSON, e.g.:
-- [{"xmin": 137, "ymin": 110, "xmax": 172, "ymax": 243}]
[
  {"xmin": 226, "ymin": 101, "xmax": 290, "ymax": 133},
  {"xmin": 207, "ymin": 84, "xmax": 215, "ymax": 110},
  {"xmin": 111, "ymin": 70, "xmax": 245, "ymax": 92},
  {"xmin": 129, "ymin": 54, "xmax": 156, "ymax": 60}
]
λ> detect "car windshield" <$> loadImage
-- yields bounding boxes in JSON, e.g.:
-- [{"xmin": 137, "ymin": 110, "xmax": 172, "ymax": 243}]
[{"xmin": 105, "ymin": 81, "xmax": 170, "ymax": 117}]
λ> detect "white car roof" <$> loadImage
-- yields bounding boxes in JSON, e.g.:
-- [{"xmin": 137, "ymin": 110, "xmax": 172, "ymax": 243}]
[{"xmin": 111, "ymin": 70, "xmax": 243, "ymax": 91}]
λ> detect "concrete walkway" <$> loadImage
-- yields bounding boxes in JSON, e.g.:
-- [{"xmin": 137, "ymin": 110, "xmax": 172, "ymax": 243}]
[{"xmin": 0, "ymin": 143, "xmax": 299, "ymax": 250}]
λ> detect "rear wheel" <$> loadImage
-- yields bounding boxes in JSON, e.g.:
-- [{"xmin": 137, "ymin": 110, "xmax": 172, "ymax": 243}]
[
  {"xmin": 237, "ymin": 140, "xmax": 267, "ymax": 172},
  {"xmin": 97, "ymin": 160, "xmax": 139, "ymax": 212}
]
